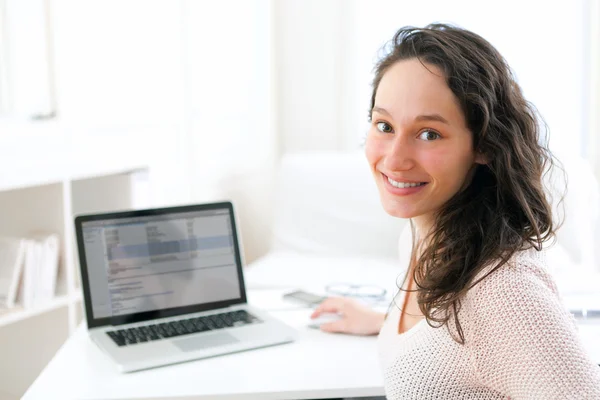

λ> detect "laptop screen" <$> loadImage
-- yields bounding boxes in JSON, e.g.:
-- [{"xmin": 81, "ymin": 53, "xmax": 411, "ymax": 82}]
[{"xmin": 75, "ymin": 202, "xmax": 247, "ymax": 328}]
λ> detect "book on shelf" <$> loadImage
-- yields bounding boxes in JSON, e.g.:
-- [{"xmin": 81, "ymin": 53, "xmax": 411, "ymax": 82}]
[
  {"xmin": 0, "ymin": 237, "xmax": 27, "ymax": 309},
  {"xmin": 0, "ymin": 233, "xmax": 60, "ymax": 311}
]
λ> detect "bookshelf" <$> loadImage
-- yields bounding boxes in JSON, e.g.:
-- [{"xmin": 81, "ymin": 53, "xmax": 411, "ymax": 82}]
[{"xmin": 0, "ymin": 124, "xmax": 152, "ymax": 398}]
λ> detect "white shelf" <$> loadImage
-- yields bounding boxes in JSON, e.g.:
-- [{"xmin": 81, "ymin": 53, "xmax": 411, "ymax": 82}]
[{"xmin": 0, "ymin": 291, "xmax": 81, "ymax": 328}]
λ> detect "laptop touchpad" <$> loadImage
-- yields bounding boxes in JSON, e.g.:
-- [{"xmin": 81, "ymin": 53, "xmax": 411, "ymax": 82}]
[{"xmin": 173, "ymin": 332, "xmax": 239, "ymax": 352}]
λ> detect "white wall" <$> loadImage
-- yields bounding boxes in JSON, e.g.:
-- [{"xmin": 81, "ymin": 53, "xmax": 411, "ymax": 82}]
[
  {"xmin": 50, "ymin": 0, "xmax": 192, "ymax": 206},
  {"xmin": 275, "ymin": 0, "xmax": 591, "ymax": 154},
  {"xmin": 48, "ymin": 0, "xmax": 276, "ymax": 209},
  {"xmin": 275, "ymin": 0, "xmax": 347, "ymax": 152},
  {"xmin": 184, "ymin": 0, "xmax": 276, "ymax": 201},
  {"xmin": 589, "ymin": 0, "xmax": 600, "ymax": 179}
]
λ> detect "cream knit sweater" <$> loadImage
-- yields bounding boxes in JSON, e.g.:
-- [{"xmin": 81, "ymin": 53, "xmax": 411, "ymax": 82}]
[{"xmin": 377, "ymin": 248, "xmax": 600, "ymax": 399}]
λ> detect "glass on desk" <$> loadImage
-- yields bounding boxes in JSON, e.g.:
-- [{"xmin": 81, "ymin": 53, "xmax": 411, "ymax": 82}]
[{"xmin": 325, "ymin": 283, "xmax": 388, "ymax": 304}]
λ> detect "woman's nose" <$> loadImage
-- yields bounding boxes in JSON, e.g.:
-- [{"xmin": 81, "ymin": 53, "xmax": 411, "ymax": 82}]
[{"xmin": 383, "ymin": 135, "xmax": 414, "ymax": 171}]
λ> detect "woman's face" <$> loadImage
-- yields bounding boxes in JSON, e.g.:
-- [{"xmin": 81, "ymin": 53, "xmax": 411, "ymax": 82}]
[{"xmin": 365, "ymin": 58, "xmax": 484, "ymax": 226}]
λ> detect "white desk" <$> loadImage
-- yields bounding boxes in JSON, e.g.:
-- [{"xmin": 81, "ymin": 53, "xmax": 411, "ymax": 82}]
[
  {"xmin": 22, "ymin": 290, "xmax": 600, "ymax": 400},
  {"xmin": 22, "ymin": 252, "xmax": 600, "ymax": 399},
  {"xmin": 23, "ymin": 304, "xmax": 386, "ymax": 400}
]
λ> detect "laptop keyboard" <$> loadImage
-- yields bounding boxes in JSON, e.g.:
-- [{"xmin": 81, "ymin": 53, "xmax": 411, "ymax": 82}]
[{"xmin": 105, "ymin": 310, "xmax": 262, "ymax": 347}]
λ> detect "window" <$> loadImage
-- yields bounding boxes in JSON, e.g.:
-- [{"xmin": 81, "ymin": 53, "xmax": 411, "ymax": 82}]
[{"xmin": 0, "ymin": 0, "xmax": 55, "ymax": 120}]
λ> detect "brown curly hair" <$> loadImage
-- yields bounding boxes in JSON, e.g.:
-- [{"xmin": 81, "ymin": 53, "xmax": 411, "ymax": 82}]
[{"xmin": 370, "ymin": 23, "xmax": 564, "ymax": 343}]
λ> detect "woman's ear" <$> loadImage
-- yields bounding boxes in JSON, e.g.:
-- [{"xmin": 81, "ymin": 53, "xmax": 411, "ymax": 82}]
[{"xmin": 475, "ymin": 152, "xmax": 488, "ymax": 165}]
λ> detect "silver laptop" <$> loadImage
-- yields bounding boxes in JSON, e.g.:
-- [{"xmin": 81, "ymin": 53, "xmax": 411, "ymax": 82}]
[{"xmin": 74, "ymin": 201, "xmax": 297, "ymax": 373}]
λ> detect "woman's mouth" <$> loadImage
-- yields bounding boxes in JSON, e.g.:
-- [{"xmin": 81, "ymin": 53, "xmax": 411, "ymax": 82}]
[{"xmin": 383, "ymin": 174, "xmax": 429, "ymax": 195}]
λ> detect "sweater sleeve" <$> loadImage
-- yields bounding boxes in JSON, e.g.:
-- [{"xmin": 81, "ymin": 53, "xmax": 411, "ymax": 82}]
[{"xmin": 463, "ymin": 257, "xmax": 600, "ymax": 399}]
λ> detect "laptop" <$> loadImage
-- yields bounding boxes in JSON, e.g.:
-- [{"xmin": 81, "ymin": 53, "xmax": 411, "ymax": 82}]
[{"xmin": 74, "ymin": 201, "xmax": 297, "ymax": 373}]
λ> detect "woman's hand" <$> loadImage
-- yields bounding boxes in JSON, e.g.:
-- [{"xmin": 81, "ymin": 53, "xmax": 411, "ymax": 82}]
[{"xmin": 310, "ymin": 297, "xmax": 385, "ymax": 336}]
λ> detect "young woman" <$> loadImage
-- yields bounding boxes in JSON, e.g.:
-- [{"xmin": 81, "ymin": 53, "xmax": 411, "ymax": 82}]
[{"xmin": 310, "ymin": 23, "xmax": 600, "ymax": 398}]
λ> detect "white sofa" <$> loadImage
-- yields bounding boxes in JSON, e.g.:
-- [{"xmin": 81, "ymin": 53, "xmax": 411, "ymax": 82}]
[{"xmin": 227, "ymin": 150, "xmax": 600, "ymax": 301}]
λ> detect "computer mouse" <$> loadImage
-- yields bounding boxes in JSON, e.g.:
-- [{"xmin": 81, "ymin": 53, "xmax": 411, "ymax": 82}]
[{"xmin": 307, "ymin": 313, "xmax": 343, "ymax": 329}]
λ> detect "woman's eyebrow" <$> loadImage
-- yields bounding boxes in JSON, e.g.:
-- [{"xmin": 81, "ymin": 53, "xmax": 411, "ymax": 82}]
[
  {"xmin": 372, "ymin": 106, "xmax": 450, "ymax": 125},
  {"xmin": 372, "ymin": 106, "xmax": 392, "ymax": 117},
  {"xmin": 415, "ymin": 114, "xmax": 449, "ymax": 125}
]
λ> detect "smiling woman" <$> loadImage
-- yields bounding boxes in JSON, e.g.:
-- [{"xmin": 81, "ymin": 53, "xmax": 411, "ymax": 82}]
[
  {"xmin": 366, "ymin": 59, "xmax": 485, "ymax": 225},
  {"xmin": 310, "ymin": 23, "xmax": 600, "ymax": 399}
]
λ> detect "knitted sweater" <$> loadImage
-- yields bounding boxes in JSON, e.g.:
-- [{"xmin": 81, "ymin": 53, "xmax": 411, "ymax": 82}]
[{"xmin": 377, "ymin": 248, "xmax": 600, "ymax": 399}]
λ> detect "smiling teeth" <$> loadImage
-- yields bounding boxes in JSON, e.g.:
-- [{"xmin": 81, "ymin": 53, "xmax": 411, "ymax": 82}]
[{"xmin": 387, "ymin": 177, "xmax": 426, "ymax": 189}]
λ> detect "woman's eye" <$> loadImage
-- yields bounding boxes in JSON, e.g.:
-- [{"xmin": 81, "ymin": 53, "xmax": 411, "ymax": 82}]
[
  {"xmin": 418, "ymin": 130, "xmax": 441, "ymax": 141},
  {"xmin": 376, "ymin": 122, "xmax": 393, "ymax": 133}
]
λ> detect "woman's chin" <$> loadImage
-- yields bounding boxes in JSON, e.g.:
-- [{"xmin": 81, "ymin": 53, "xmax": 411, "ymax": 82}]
[{"xmin": 381, "ymin": 203, "xmax": 418, "ymax": 219}]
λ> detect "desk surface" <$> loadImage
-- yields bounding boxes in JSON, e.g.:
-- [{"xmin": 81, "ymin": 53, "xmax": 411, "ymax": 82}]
[
  {"xmin": 23, "ymin": 293, "xmax": 600, "ymax": 400},
  {"xmin": 23, "ymin": 306, "xmax": 386, "ymax": 400},
  {"xmin": 23, "ymin": 253, "xmax": 600, "ymax": 400}
]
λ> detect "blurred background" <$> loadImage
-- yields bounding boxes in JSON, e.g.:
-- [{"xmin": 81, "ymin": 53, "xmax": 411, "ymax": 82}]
[{"xmin": 0, "ymin": 0, "xmax": 599, "ymax": 398}]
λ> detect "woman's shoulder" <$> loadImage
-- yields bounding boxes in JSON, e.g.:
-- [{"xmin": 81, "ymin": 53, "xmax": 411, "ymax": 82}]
[
  {"xmin": 465, "ymin": 247, "xmax": 560, "ymax": 305},
  {"xmin": 457, "ymin": 247, "xmax": 577, "ymax": 342}
]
